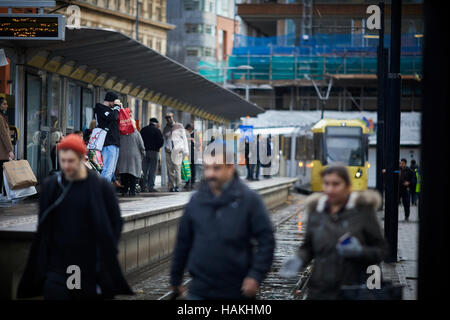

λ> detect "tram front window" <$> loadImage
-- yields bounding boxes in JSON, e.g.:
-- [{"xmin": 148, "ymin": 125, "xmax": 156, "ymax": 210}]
[{"xmin": 325, "ymin": 137, "xmax": 364, "ymax": 166}]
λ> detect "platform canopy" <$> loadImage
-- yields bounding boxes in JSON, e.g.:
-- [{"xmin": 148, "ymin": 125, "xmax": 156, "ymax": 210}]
[{"xmin": 0, "ymin": 27, "xmax": 264, "ymax": 122}]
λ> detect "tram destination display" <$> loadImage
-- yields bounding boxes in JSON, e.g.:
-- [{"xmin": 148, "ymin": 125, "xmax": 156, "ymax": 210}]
[{"xmin": 0, "ymin": 14, "xmax": 65, "ymax": 40}]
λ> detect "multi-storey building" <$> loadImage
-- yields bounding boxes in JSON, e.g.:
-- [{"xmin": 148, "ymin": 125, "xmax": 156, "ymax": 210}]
[
  {"xmin": 225, "ymin": 0, "xmax": 424, "ymax": 112},
  {"xmin": 50, "ymin": 0, "xmax": 174, "ymax": 55},
  {"xmin": 166, "ymin": 0, "xmax": 238, "ymax": 73}
]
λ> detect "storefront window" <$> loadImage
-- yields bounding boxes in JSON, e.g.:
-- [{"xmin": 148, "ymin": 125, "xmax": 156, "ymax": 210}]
[
  {"xmin": 81, "ymin": 88, "xmax": 94, "ymax": 131},
  {"xmin": 49, "ymin": 74, "xmax": 61, "ymax": 129},
  {"xmin": 26, "ymin": 73, "xmax": 52, "ymax": 181},
  {"xmin": 67, "ymin": 82, "xmax": 80, "ymax": 131}
]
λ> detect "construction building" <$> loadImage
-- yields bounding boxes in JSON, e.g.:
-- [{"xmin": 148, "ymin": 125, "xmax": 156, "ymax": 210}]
[{"xmin": 202, "ymin": 0, "xmax": 423, "ymax": 112}]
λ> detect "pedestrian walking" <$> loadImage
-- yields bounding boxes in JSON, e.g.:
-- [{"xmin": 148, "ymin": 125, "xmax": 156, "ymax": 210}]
[
  {"xmin": 117, "ymin": 120, "xmax": 145, "ymax": 196},
  {"xmin": 0, "ymin": 97, "xmax": 15, "ymax": 195},
  {"xmin": 17, "ymin": 134, "xmax": 133, "ymax": 300},
  {"xmin": 399, "ymin": 158, "xmax": 414, "ymax": 220},
  {"xmin": 140, "ymin": 118, "xmax": 164, "ymax": 192},
  {"xmin": 279, "ymin": 165, "xmax": 387, "ymax": 300},
  {"xmin": 170, "ymin": 143, "xmax": 275, "ymax": 299},
  {"xmin": 163, "ymin": 112, "xmax": 189, "ymax": 192},
  {"xmin": 94, "ymin": 91, "xmax": 121, "ymax": 182},
  {"xmin": 409, "ymin": 159, "xmax": 419, "ymax": 206}
]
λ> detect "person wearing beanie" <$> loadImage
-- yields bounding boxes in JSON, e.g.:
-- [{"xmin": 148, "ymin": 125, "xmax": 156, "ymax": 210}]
[
  {"xmin": 140, "ymin": 117, "xmax": 164, "ymax": 192},
  {"xmin": 93, "ymin": 91, "xmax": 122, "ymax": 182},
  {"xmin": 17, "ymin": 133, "xmax": 133, "ymax": 300}
]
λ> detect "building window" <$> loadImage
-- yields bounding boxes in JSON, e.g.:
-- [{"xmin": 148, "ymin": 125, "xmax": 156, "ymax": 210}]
[
  {"xmin": 205, "ymin": 24, "xmax": 215, "ymax": 35},
  {"xmin": 137, "ymin": 1, "xmax": 143, "ymax": 16},
  {"xmin": 186, "ymin": 47, "xmax": 200, "ymax": 57},
  {"xmin": 184, "ymin": 0, "xmax": 202, "ymax": 11},
  {"xmin": 156, "ymin": 38, "xmax": 162, "ymax": 52},
  {"xmin": 155, "ymin": 6, "xmax": 162, "ymax": 21},
  {"xmin": 125, "ymin": 0, "xmax": 131, "ymax": 13},
  {"xmin": 115, "ymin": 0, "xmax": 120, "ymax": 10},
  {"xmin": 204, "ymin": 47, "xmax": 215, "ymax": 57},
  {"xmin": 185, "ymin": 23, "xmax": 203, "ymax": 34},
  {"xmin": 147, "ymin": 0, "xmax": 153, "ymax": 19}
]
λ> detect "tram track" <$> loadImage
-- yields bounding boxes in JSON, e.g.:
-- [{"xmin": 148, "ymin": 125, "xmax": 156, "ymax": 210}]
[{"xmin": 122, "ymin": 194, "xmax": 311, "ymax": 300}]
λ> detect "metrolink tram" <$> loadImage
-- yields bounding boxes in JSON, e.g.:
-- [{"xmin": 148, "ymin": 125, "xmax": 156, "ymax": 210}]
[{"xmin": 309, "ymin": 119, "xmax": 370, "ymax": 192}]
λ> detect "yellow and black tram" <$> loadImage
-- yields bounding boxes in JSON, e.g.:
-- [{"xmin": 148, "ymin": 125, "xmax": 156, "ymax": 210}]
[{"xmin": 310, "ymin": 119, "xmax": 370, "ymax": 191}]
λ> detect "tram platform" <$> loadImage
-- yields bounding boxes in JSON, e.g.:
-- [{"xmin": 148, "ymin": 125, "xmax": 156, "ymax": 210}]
[{"xmin": 0, "ymin": 176, "xmax": 297, "ymax": 299}]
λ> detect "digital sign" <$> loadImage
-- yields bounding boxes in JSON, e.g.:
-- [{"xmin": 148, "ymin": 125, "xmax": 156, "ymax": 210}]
[{"xmin": 0, "ymin": 14, "xmax": 65, "ymax": 40}]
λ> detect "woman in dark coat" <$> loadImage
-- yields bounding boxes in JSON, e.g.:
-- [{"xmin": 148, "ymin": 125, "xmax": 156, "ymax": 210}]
[{"xmin": 280, "ymin": 165, "xmax": 388, "ymax": 299}]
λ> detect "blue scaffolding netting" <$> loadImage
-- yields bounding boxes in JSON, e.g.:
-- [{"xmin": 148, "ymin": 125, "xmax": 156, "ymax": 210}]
[{"xmin": 199, "ymin": 33, "xmax": 423, "ymax": 82}]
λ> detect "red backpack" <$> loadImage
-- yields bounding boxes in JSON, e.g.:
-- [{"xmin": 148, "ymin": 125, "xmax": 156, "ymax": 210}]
[{"xmin": 118, "ymin": 107, "xmax": 134, "ymax": 135}]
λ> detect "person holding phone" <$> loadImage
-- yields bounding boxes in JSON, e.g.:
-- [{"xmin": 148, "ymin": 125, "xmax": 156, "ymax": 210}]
[{"xmin": 279, "ymin": 165, "xmax": 388, "ymax": 299}]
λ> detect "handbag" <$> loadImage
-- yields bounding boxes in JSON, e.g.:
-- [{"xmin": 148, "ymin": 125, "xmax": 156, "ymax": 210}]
[
  {"xmin": 3, "ymin": 172, "xmax": 37, "ymax": 200},
  {"xmin": 118, "ymin": 107, "xmax": 134, "ymax": 135},
  {"xmin": 88, "ymin": 115, "xmax": 107, "ymax": 151},
  {"xmin": 2, "ymin": 159, "xmax": 37, "ymax": 190}
]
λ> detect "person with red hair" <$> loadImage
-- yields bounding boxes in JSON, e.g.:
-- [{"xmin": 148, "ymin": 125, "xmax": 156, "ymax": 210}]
[{"xmin": 17, "ymin": 134, "xmax": 133, "ymax": 300}]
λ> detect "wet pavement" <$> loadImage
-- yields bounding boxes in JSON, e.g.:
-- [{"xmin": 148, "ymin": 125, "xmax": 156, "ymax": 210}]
[{"xmin": 119, "ymin": 193, "xmax": 307, "ymax": 300}]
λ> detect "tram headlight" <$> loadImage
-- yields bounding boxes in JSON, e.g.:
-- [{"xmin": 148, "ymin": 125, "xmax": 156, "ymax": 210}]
[{"xmin": 355, "ymin": 169, "xmax": 363, "ymax": 179}]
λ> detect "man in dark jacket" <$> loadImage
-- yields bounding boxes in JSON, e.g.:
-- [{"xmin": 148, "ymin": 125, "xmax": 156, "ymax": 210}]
[
  {"xmin": 170, "ymin": 143, "xmax": 275, "ymax": 299},
  {"xmin": 399, "ymin": 158, "xmax": 414, "ymax": 221},
  {"xmin": 140, "ymin": 118, "xmax": 164, "ymax": 192},
  {"xmin": 94, "ymin": 91, "xmax": 121, "ymax": 182},
  {"xmin": 17, "ymin": 134, "xmax": 133, "ymax": 300}
]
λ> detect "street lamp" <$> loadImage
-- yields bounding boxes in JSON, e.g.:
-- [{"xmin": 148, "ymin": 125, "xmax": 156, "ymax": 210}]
[{"xmin": 198, "ymin": 64, "xmax": 254, "ymax": 88}]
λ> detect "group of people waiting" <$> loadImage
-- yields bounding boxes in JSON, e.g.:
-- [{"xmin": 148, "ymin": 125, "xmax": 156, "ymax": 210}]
[{"xmin": 77, "ymin": 91, "xmax": 198, "ymax": 195}]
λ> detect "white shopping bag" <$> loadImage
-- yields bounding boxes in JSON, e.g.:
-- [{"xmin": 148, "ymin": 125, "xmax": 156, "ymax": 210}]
[
  {"xmin": 87, "ymin": 127, "xmax": 107, "ymax": 151},
  {"xmin": 3, "ymin": 172, "xmax": 37, "ymax": 200}
]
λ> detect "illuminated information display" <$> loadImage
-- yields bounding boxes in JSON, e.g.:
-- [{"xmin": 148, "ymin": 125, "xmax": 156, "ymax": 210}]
[{"xmin": 0, "ymin": 14, "xmax": 65, "ymax": 40}]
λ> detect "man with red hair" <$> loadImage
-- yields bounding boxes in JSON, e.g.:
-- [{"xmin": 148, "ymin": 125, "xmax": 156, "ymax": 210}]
[{"xmin": 17, "ymin": 134, "xmax": 132, "ymax": 300}]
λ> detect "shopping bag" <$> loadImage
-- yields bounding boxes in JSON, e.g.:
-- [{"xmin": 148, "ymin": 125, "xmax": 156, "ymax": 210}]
[
  {"xmin": 3, "ymin": 172, "xmax": 37, "ymax": 200},
  {"xmin": 87, "ymin": 127, "xmax": 107, "ymax": 151},
  {"xmin": 118, "ymin": 107, "xmax": 134, "ymax": 135},
  {"xmin": 2, "ymin": 160, "xmax": 37, "ymax": 190},
  {"xmin": 181, "ymin": 158, "xmax": 191, "ymax": 182}
]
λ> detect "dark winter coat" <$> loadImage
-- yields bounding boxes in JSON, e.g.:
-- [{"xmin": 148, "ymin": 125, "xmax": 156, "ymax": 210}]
[
  {"xmin": 298, "ymin": 190, "xmax": 388, "ymax": 300},
  {"xmin": 16, "ymin": 170, "xmax": 133, "ymax": 299},
  {"xmin": 399, "ymin": 166, "xmax": 414, "ymax": 192},
  {"xmin": 93, "ymin": 103, "xmax": 120, "ymax": 147},
  {"xmin": 140, "ymin": 123, "xmax": 164, "ymax": 152},
  {"xmin": 170, "ymin": 172, "xmax": 275, "ymax": 299}
]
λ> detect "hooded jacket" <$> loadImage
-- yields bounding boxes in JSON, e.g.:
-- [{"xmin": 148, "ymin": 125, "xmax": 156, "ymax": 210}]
[
  {"xmin": 298, "ymin": 190, "xmax": 388, "ymax": 300},
  {"xmin": 93, "ymin": 103, "xmax": 120, "ymax": 148},
  {"xmin": 170, "ymin": 172, "xmax": 275, "ymax": 299}
]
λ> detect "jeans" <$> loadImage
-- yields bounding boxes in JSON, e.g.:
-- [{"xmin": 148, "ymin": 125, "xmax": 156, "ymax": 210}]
[
  {"xmin": 142, "ymin": 150, "xmax": 159, "ymax": 189},
  {"xmin": 101, "ymin": 145, "xmax": 119, "ymax": 182}
]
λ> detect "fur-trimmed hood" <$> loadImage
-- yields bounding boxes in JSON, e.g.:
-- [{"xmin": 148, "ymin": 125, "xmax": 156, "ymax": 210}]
[{"xmin": 304, "ymin": 190, "xmax": 382, "ymax": 214}]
